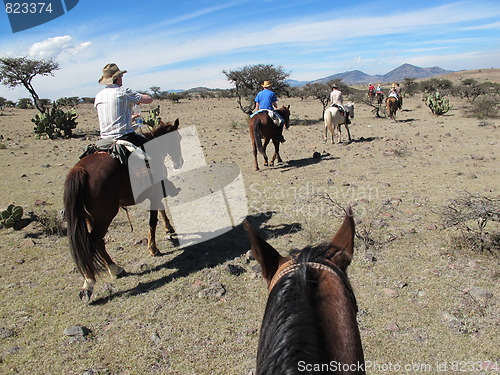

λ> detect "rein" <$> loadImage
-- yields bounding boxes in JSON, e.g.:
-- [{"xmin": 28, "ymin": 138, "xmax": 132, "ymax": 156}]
[{"xmin": 268, "ymin": 259, "xmax": 343, "ymax": 293}]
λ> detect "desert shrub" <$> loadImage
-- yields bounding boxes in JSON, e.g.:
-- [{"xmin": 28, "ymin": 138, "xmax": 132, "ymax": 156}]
[
  {"xmin": 419, "ymin": 78, "xmax": 453, "ymax": 95},
  {"xmin": 465, "ymin": 95, "xmax": 499, "ymax": 119},
  {"xmin": 55, "ymin": 96, "xmax": 80, "ymax": 108},
  {"xmin": 17, "ymin": 98, "xmax": 33, "ymax": 109},
  {"xmin": 440, "ymin": 193, "xmax": 500, "ymax": 254},
  {"xmin": 32, "ymin": 103, "xmax": 78, "ymax": 139},
  {"xmin": 33, "ymin": 209, "xmax": 66, "ymax": 236}
]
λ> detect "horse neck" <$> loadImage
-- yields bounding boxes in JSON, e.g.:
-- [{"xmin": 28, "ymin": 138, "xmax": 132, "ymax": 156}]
[
  {"xmin": 314, "ymin": 270, "xmax": 364, "ymax": 366},
  {"xmin": 257, "ymin": 264, "xmax": 364, "ymax": 373}
]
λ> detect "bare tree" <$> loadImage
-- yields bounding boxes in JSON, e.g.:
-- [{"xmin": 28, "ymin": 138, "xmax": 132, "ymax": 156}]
[{"xmin": 0, "ymin": 57, "xmax": 59, "ymax": 113}]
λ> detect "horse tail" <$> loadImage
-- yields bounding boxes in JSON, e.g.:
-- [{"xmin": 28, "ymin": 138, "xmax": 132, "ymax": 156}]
[
  {"xmin": 252, "ymin": 118, "xmax": 266, "ymax": 157},
  {"xmin": 324, "ymin": 107, "xmax": 332, "ymax": 128},
  {"xmin": 63, "ymin": 166, "xmax": 105, "ymax": 280}
]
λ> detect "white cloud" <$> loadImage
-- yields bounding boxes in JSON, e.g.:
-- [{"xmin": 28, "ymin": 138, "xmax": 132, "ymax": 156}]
[{"xmin": 28, "ymin": 35, "xmax": 92, "ymax": 59}]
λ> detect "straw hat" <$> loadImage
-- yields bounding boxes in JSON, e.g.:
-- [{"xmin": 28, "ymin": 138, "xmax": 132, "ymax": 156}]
[
  {"xmin": 99, "ymin": 63, "xmax": 127, "ymax": 85},
  {"xmin": 261, "ymin": 81, "xmax": 272, "ymax": 88}
]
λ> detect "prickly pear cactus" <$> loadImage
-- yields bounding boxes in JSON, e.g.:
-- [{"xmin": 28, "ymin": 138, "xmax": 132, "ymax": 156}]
[
  {"xmin": 0, "ymin": 204, "xmax": 23, "ymax": 228},
  {"xmin": 32, "ymin": 104, "xmax": 78, "ymax": 139},
  {"xmin": 423, "ymin": 91, "xmax": 453, "ymax": 115},
  {"xmin": 142, "ymin": 105, "xmax": 162, "ymax": 129}
]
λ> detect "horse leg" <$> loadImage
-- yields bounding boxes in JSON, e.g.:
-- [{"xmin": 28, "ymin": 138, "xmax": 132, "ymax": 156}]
[
  {"xmin": 148, "ymin": 210, "xmax": 162, "ymax": 256},
  {"xmin": 345, "ymin": 123, "xmax": 352, "ymax": 143},
  {"xmin": 159, "ymin": 209, "xmax": 179, "ymax": 247},
  {"xmin": 262, "ymin": 138, "xmax": 270, "ymax": 166},
  {"xmin": 336, "ymin": 124, "xmax": 342, "ymax": 144},
  {"xmin": 252, "ymin": 141, "xmax": 259, "ymax": 171},
  {"xmin": 270, "ymin": 139, "xmax": 282, "ymax": 166}
]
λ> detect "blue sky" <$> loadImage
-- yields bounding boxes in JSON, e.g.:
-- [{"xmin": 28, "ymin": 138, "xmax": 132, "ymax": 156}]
[{"xmin": 0, "ymin": 0, "xmax": 499, "ymax": 101}]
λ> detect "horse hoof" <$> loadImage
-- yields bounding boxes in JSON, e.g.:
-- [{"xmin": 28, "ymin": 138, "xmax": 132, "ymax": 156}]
[
  {"xmin": 149, "ymin": 247, "xmax": 162, "ymax": 257},
  {"xmin": 79, "ymin": 289, "xmax": 92, "ymax": 303}
]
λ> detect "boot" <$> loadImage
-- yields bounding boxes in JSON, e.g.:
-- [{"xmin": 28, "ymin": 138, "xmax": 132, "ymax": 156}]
[{"xmin": 346, "ymin": 115, "xmax": 351, "ymax": 125}]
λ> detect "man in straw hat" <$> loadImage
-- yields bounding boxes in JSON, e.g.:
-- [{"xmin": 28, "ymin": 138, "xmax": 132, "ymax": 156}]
[
  {"xmin": 94, "ymin": 63, "xmax": 153, "ymax": 147},
  {"xmin": 253, "ymin": 80, "xmax": 286, "ymax": 142}
]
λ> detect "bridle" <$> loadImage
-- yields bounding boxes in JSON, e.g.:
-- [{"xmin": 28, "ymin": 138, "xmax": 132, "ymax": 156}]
[{"xmin": 268, "ymin": 258, "xmax": 343, "ymax": 293}]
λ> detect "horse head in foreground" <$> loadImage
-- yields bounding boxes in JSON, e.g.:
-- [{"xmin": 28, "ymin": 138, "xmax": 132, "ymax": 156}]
[
  {"xmin": 324, "ymin": 103, "xmax": 354, "ymax": 144},
  {"xmin": 249, "ymin": 105, "xmax": 290, "ymax": 171},
  {"xmin": 243, "ymin": 208, "xmax": 365, "ymax": 374},
  {"xmin": 64, "ymin": 120, "xmax": 183, "ymax": 302}
]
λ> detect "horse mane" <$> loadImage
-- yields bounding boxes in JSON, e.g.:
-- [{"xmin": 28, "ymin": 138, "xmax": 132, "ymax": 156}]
[{"xmin": 256, "ymin": 244, "xmax": 357, "ymax": 374}]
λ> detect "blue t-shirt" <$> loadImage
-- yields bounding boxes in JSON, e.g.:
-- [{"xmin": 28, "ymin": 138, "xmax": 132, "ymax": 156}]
[{"xmin": 255, "ymin": 89, "xmax": 277, "ymax": 110}]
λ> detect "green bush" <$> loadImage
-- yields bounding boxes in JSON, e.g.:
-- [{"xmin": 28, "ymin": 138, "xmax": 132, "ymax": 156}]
[
  {"xmin": 32, "ymin": 104, "xmax": 78, "ymax": 139},
  {"xmin": 423, "ymin": 91, "xmax": 452, "ymax": 115}
]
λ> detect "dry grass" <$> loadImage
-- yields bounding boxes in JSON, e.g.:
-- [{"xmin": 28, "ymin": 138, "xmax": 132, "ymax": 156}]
[{"xmin": 0, "ymin": 82, "xmax": 499, "ymax": 374}]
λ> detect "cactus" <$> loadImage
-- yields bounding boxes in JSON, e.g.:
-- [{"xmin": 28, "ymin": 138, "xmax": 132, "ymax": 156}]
[
  {"xmin": 32, "ymin": 104, "xmax": 78, "ymax": 139},
  {"xmin": 142, "ymin": 105, "xmax": 162, "ymax": 129},
  {"xmin": 0, "ymin": 204, "xmax": 23, "ymax": 228},
  {"xmin": 423, "ymin": 91, "xmax": 453, "ymax": 115}
]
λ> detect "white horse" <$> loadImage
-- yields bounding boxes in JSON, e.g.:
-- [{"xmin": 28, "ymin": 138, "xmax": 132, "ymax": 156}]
[{"xmin": 323, "ymin": 103, "xmax": 354, "ymax": 144}]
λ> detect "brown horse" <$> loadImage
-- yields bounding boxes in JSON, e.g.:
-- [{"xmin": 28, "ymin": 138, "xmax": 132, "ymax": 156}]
[
  {"xmin": 367, "ymin": 90, "xmax": 375, "ymax": 104},
  {"xmin": 249, "ymin": 106, "xmax": 290, "ymax": 171},
  {"xmin": 243, "ymin": 208, "xmax": 365, "ymax": 374},
  {"xmin": 386, "ymin": 96, "xmax": 399, "ymax": 121},
  {"xmin": 64, "ymin": 120, "xmax": 183, "ymax": 301},
  {"xmin": 376, "ymin": 91, "xmax": 384, "ymax": 106}
]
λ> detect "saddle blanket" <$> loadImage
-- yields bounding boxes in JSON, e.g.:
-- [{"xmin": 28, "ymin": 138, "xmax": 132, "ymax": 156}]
[{"xmin": 250, "ymin": 109, "xmax": 284, "ymax": 125}]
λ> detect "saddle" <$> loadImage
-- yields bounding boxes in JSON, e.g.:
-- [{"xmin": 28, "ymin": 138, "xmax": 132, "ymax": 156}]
[{"xmin": 80, "ymin": 139, "xmax": 149, "ymax": 166}]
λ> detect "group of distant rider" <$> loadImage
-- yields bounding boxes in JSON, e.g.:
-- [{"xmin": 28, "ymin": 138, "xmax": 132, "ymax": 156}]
[{"xmin": 368, "ymin": 82, "xmax": 403, "ymax": 109}]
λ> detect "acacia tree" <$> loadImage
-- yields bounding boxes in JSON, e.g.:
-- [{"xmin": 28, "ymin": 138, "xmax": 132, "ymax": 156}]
[
  {"xmin": 0, "ymin": 57, "xmax": 59, "ymax": 113},
  {"xmin": 304, "ymin": 79, "xmax": 349, "ymax": 118},
  {"xmin": 223, "ymin": 64, "xmax": 290, "ymax": 115}
]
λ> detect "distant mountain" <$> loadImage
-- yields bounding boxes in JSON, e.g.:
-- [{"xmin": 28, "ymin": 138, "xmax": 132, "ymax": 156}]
[{"xmin": 291, "ymin": 64, "xmax": 455, "ymax": 86}]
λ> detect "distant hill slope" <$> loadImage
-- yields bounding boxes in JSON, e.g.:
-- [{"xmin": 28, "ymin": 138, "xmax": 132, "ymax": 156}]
[{"xmin": 290, "ymin": 63, "xmax": 455, "ymax": 86}]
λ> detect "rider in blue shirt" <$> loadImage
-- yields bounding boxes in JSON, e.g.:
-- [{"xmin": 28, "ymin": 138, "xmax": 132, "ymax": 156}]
[{"xmin": 254, "ymin": 81, "xmax": 285, "ymax": 142}]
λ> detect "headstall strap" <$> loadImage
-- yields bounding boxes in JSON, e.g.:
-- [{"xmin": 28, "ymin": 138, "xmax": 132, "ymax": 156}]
[{"xmin": 268, "ymin": 260, "xmax": 339, "ymax": 292}]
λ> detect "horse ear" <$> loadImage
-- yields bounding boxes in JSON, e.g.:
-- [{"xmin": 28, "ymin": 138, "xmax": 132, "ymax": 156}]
[
  {"xmin": 327, "ymin": 206, "xmax": 355, "ymax": 273},
  {"xmin": 243, "ymin": 220, "xmax": 285, "ymax": 284},
  {"xmin": 174, "ymin": 118, "xmax": 180, "ymax": 129},
  {"xmin": 287, "ymin": 104, "xmax": 290, "ymax": 110}
]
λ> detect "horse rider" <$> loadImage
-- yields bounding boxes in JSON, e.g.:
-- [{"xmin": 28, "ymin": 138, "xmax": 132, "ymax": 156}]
[
  {"xmin": 94, "ymin": 63, "xmax": 153, "ymax": 147},
  {"xmin": 253, "ymin": 80, "xmax": 286, "ymax": 143},
  {"xmin": 368, "ymin": 82, "xmax": 375, "ymax": 96},
  {"xmin": 376, "ymin": 83, "xmax": 383, "ymax": 95},
  {"xmin": 390, "ymin": 83, "xmax": 403, "ymax": 109},
  {"xmin": 329, "ymin": 84, "xmax": 351, "ymax": 124}
]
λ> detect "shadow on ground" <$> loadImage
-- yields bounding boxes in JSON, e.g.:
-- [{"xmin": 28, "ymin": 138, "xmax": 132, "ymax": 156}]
[{"xmin": 90, "ymin": 211, "xmax": 302, "ymax": 305}]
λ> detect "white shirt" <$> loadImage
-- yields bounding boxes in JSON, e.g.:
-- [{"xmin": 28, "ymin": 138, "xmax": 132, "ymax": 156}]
[{"xmin": 94, "ymin": 84, "xmax": 142, "ymax": 139}]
